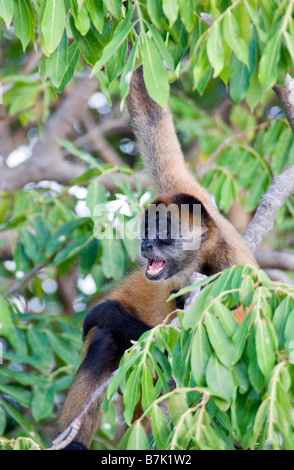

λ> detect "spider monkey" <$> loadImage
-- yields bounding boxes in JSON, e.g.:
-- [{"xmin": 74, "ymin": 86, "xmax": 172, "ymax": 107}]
[{"xmin": 58, "ymin": 67, "xmax": 258, "ymax": 450}]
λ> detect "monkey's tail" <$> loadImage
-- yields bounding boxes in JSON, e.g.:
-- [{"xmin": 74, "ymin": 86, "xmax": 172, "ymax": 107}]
[{"xmin": 127, "ymin": 67, "xmax": 211, "ymax": 205}]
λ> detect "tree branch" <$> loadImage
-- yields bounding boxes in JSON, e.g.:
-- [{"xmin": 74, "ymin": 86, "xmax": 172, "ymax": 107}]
[
  {"xmin": 4, "ymin": 259, "xmax": 51, "ymax": 297},
  {"xmin": 48, "ymin": 371, "xmax": 117, "ymax": 450},
  {"xmin": 0, "ymin": 76, "xmax": 99, "ymax": 193},
  {"xmin": 243, "ymin": 74, "xmax": 294, "ymax": 253},
  {"xmin": 264, "ymin": 269, "xmax": 294, "ymax": 286},
  {"xmin": 255, "ymin": 250, "xmax": 294, "ymax": 271}
]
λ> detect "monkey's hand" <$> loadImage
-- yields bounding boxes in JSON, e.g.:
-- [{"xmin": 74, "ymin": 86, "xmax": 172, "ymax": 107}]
[{"xmin": 83, "ymin": 300, "xmax": 151, "ymax": 345}]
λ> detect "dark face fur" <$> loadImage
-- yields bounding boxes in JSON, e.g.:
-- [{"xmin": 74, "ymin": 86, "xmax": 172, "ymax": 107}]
[{"xmin": 141, "ymin": 194, "xmax": 207, "ymax": 281}]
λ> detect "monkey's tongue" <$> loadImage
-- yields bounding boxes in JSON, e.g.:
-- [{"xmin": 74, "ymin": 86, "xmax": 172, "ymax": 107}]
[{"xmin": 147, "ymin": 259, "xmax": 166, "ymax": 275}]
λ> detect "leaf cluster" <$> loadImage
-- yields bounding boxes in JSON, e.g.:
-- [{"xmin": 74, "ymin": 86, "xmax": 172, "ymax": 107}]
[
  {"xmin": 1, "ymin": 0, "xmax": 294, "ymax": 111},
  {"xmin": 101, "ymin": 265, "xmax": 294, "ymax": 451}
]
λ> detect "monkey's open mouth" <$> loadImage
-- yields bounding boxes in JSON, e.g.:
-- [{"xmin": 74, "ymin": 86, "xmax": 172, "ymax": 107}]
[{"xmin": 146, "ymin": 258, "xmax": 166, "ymax": 277}]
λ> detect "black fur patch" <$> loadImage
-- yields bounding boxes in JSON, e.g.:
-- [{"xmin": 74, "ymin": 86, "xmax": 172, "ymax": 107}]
[
  {"xmin": 83, "ymin": 300, "xmax": 151, "ymax": 345},
  {"xmin": 172, "ymin": 193, "xmax": 210, "ymax": 219},
  {"xmin": 170, "ymin": 290, "xmax": 186, "ymax": 310},
  {"xmin": 81, "ymin": 329, "xmax": 126, "ymax": 383},
  {"xmin": 61, "ymin": 441, "xmax": 88, "ymax": 450}
]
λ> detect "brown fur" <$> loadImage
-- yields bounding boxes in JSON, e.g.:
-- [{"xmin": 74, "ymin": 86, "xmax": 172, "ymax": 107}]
[
  {"xmin": 58, "ymin": 67, "xmax": 258, "ymax": 449},
  {"xmin": 127, "ymin": 67, "xmax": 258, "ymax": 271}
]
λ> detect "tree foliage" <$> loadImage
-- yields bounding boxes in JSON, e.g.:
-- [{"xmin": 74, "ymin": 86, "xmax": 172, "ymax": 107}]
[{"xmin": 0, "ymin": 0, "xmax": 294, "ymax": 450}]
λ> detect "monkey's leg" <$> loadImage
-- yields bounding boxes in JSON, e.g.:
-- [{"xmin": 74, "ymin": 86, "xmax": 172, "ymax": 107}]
[
  {"xmin": 58, "ymin": 328, "xmax": 127, "ymax": 450},
  {"xmin": 59, "ymin": 301, "xmax": 151, "ymax": 450}
]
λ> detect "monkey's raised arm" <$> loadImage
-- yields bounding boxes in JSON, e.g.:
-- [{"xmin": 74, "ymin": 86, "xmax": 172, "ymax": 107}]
[
  {"xmin": 127, "ymin": 67, "xmax": 210, "ymax": 206},
  {"xmin": 127, "ymin": 67, "xmax": 258, "ymax": 268}
]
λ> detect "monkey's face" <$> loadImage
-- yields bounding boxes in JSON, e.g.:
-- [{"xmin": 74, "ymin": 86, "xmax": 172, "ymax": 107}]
[{"xmin": 141, "ymin": 196, "xmax": 204, "ymax": 281}]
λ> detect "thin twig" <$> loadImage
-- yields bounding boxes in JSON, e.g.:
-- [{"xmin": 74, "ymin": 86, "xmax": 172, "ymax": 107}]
[
  {"xmin": 4, "ymin": 259, "xmax": 51, "ymax": 297},
  {"xmin": 244, "ymin": 74, "xmax": 294, "ymax": 253},
  {"xmin": 48, "ymin": 371, "xmax": 117, "ymax": 450}
]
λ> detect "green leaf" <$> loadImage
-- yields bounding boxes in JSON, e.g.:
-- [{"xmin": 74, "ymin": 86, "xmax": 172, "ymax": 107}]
[
  {"xmin": 141, "ymin": 365, "xmax": 156, "ymax": 411},
  {"xmin": 70, "ymin": 17, "xmax": 102, "ymax": 66},
  {"xmin": 229, "ymin": 55, "xmax": 250, "ymax": 104},
  {"xmin": 232, "ymin": 310, "xmax": 252, "ymax": 363},
  {"xmin": 231, "ymin": 392, "xmax": 260, "ymax": 446},
  {"xmin": 283, "ymin": 30, "xmax": 294, "ymax": 63},
  {"xmin": 147, "ymin": 0, "xmax": 161, "ymax": 27},
  {"xmin": 141, "ymin": 35, "xmax": 169, "ymax": 109},
  {"xmin": 11, "ymin": 438, "xmax": 42, "ymax": 451},
  {"xmin": 91, "ymin": 19, "xmax": 134, "ymax": 75},
  {"xmin": 126, "ymin": 421, "xmax": 149, "ymax": 450},
  {"xmin": 0, "ymin": 0, "xmax": 13, "ymax": 27},
  {"xmin": 178, "ymin": 0, "xmax": 195, "ymax": 32},
  {"xmin": 123, "ymin": 365, "xmax": 142, "ymax": 425},
  {"xmin": 0, "ymin": 384, "xmax": 32, "ymax": 408},
  {"xmin": 240, "ymin": 276, "xmax": 254, "ymax": 308},
  {"xmin": 258, "ymin": 30, "xmax": 282, "ymax": 91},
  {"xmin": 284, "ymin": 310, "xmax": 294, "ymax": 358},
  {"xmin": 7, "ymin": 83, "xmax": 43, "ymax": 116},
  {"xmin": 9, "ymin": 327, "xmax": 28, "ymax": 356},
  {"xmin": 86, "ymin": 179, "xmax": 107, "ymax": 216},
  {"xmin": 162, "ymin": 0, "xmax": 178, "ymax": 27},
  {"xmin": 41, "ymin": 0, "xmax": 66, "ymax": 54},
  {"xmin": 58, "ymin": 42, "xmax": 80, "ymax": 92},
  {"xmin": 205, "ymin": 311, "xmax": 233, "ymax": 368},
  {"xmin": 26, "ymin": 326, "xmax": 52, "ymax": 366},
  {"xmin": 119, "ymin": 39, "xmax": 139, "ymax": 108},
  {"xmin": 53, "ymin": 233, "xmax": 94, "ymax": 266},
  {"xmin": 32, "ymin": 386, "xmax": 55, "ymax": 421},
  {"xmin": 0, "ymin": 295, "xmax": 13, "ymax": 341},
  {"xmin": 255, "ymin": 318, "xmax": 276, "ymax": 383},
  {"xmin": 71, "ymin": 0, "xmax": 90, "ymax": 35},
  {"xmin": 247, "ymin": 326, "xmax": 264, "ymax": 393},
  {"xmin": 192, "ymin": 44, "xmax": 212, "ymax": 96},
  {"xmin": 46, "ymin": 330, "xmax": 80, "ymax": 366},
  {"xmin": 206, "ymin": 354, "xmax": 234, "ymax": 405},
  {"xmin": 1, "ymin": 401, "xmax": 35, "ymax": 434},
  {"xmin": 232, "ymin": 361, "xmax": 249, "ymax": 394},
  {"xmin": 273, "ymin": 298, "xmax": 293, "ymax": 348},
  {"xmin": 168, "ymin": 392, "xmax": 189, "ymax": 425},
  {"xmin": 151, "ymin": 405, "xmax": 170, "ymax": 450},
  {"xmin": 207, "ymin": 22, "xmax": 224, "ymax": 77},
  {"xmin": 249, "ymin": 399, "xmax": 269, "ymax": 448},
  {"xmin": 148, "ymin": 23, "xmax": 175, "ymax": 73},
  {"xmin": 214, "ymin": 302, "xmax": 238, "ymax": 338},
  {"xmin": 106, "ymin": 39, "xmax": 128, "ymax": 83},
  {"xmin": 45, "ymin": 218, "xmax": 91, "ymax": 258},
  {"xmin": 103, "ymin": 0, "xmax": 122, "ymax": 19},
  {"xmin": 223, "ymin": 10, "xmax": 249, "ymax": 66},
  {"xmin": 85, "ymin": 0, "xmax": 104, "ymax": 33},
  {"xmin": 100, "ymin": 238, "xmax": 125, "ymax": 280},
  {"xmin": 20, "ymin": 229, "xmax": 40, "ymax": 264},
  {"xmin": 191, "ymin": 323, "xmax": 210, "ymax": 386},
  {"xmin": 13, "ymin": 0, "xmax": 35, "ymax": 51},
  {"xmin": 58, "ymin": 138, "xmax": 100, "ymax": 167},
  {"xmin": 0, "ymin": 407, "xmax": 6, "ymax": 436}
]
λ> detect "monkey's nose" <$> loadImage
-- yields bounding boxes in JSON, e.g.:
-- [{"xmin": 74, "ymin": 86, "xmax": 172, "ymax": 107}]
[{"xmin": 141, "ymin": 240, "xmax": 154, "ymax": 252}]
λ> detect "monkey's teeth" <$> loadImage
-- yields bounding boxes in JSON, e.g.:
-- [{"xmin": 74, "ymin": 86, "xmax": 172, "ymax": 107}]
[{"xmin": 147, "ymin": 259, "xmax": 166, "ymax": 275}]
